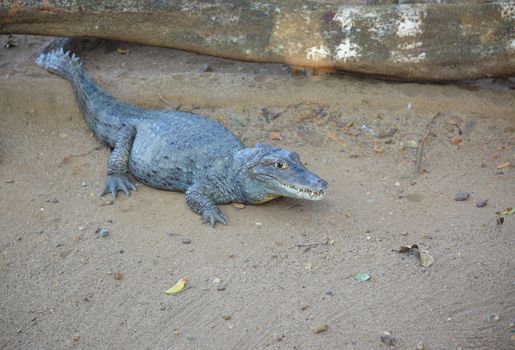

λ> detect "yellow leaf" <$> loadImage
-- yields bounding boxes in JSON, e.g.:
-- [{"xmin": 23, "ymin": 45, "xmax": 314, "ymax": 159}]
[{"xmin": 166, "ymin": 277, "xmax": 188, "ymax": 295}]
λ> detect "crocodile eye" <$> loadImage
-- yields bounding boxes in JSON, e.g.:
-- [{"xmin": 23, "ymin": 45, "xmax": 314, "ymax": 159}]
[{"xmin": 275, "ymin": 160, "xmax": 287, "ymax": 169}]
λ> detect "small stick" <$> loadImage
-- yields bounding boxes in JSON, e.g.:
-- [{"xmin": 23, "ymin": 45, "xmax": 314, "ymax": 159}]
[
  {"xmin": 158, "ymin": 94, "xmax": 181, "ymax": 110},
  {"xmin": 290, "ymin": 237, "xmax": 330, "ymax": 250},
  {"xmin": 415, "ymin": 112, "xmax": 440, "ymax": 174}
]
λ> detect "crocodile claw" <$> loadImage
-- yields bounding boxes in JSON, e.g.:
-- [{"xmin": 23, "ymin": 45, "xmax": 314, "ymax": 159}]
[
  {"xmin": 202, "ymin": 207, "xmax": 228, "ymax": 227},
  {"xmin": 101, "ymin": 174, "xmax": 136, "ymax": 199}
]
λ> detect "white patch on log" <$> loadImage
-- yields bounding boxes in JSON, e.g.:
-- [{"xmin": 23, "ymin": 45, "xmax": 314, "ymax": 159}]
[
  {"xmin": 306, "ymin": 45, "xmax": 330, "ymax": 61},
  {"xmin": 391, "ymin": 51, "xmax": 426, "ymax": 63},
  {"xmin": 396, "ymin": 5, "xmax": 425, "ymax": 38},
  {"xmin": 398, "ymin": 42, "xmax": 423, "ymax": 50},
  {"xmin": 498, "ymin": 1, "xmax": 515, "ymax": 20},
  {"xmin": 509, "ymin": 39, "xmax": 515, "ymax": 52},
  {"xmin": 334, "ymin": 7, "xmax": 360, "ymax": 33},
  {"xmin": 336, "ymin": 38, "xmax": 360, "ymax": 62}
]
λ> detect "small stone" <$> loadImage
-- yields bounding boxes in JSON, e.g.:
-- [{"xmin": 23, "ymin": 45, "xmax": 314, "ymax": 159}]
[
  {"xmin": 222, "ymin": 315, "xmax": 232, "ymax": 320},
  {"xmin": 232, "ymin": 202, "xmax": 246, "ymax": 209},
  {"xmin": 301, "ymin": 304, "xmax": 309, "ymax": 311},
  {"xmin": 216, "ymin": 284, "xmax": 226, "ymax": 291},
  {"xmin": 99, "ymin": 228, "xmax": 109, "ymax": 237},
  {"xmin": 213, "ymin": 278, "xmax": 221, "ymax": 284},
  {"xmin": 119, "ymin": 249, "xmax": 124, "ymax": 254},
  {"xmin": 181, "ymin": 238, "xmax": 192, "ymax": 244},
  {"xmin": 394, "ymin": 181, "xmax": 400, "ymax": 187},
  {"xmin": 451, "ymin": 135, "xmax": 462, "ymax": 144},
  {"xmin": 378, "ymin": 128, "xmax": 398, "ymax": 139},
  {"xmin": 113, "ymin": 272, "xmax": 123, "ymax": 280},
  {"xmin": 5, "ymin": 179, "xmax": 14, "ymax": 183},
  {"xmin": 80, "ymin": 181, "xmax": 88, "ymax": 187},
  {"xmin": 55, "ymin": 242, "xmax": 64, "ymax": 248},
  {"xmin": 72, "ymin": 335, "xmax": 80, "ymax": 342},
  {"xmin": 476, "ymin": 199, "xmax": 488, "ymax": 208},
  {"xmin": 454, "ymin": 192, "xmax": 470, "ymax": 201},
  {"xmin": 480, "ymin": 162, "xmax": 488, "ymax": 168},
  {"xmin": 160, "ymin": 304, "xmax": 166, "ymax": 311},
  {"xmin": 196, "ymin": 63, "xmax": 211, "ymax": 73},
  {"xmin": 380, "ymin": 332, "xmax": 395, "ymax": 346},
  {"xmin": 416, "ymin": 341, "xmax": 425, "ymax": 350},
  {"xmin": 325, "ymin": 290, "xmax": 333, "ymax": 296},
  {"xmin": 256, "ymin": 222, "xmax": 262, "ymax": 226},
  {"xmin": 313, "ymin": 323, "xmax": 329, "ymax": 334}
]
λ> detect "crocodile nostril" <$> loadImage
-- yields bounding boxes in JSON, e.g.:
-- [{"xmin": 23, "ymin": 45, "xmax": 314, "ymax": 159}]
[{"xmin": 317, "ymin": 179, "xmax": 328, "ymax": 189}]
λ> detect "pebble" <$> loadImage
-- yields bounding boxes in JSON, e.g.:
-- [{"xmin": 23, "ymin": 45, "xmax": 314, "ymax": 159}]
[
  {"xmin": 5, "ymin": 179, "xmax": 14, "ymax": 183},
  {"xmin": 325, "ymin": 290, "xmax": 333, "ymax": 296},
  {"xmin": 416, "ymin": 341, "xmax": 425, "ymax": 350},
  {"xmin": 454, "ymin": 192, "xmax": 470, "ymax": 201},
  {"xmin": 113, "ymin": 272, "xmax": 123, "ymax": 280},
  {"xmin": 380, "ymin": 332, "xmax": 396, "ymax": 346},
  {"xmin": 222, "ymin": 315, "xmax": 232, "ymax": 320},
  {"xmin": 181, "ymin": 238, "xmax": 191, "ymax": 244},
  {"xmin": 216, "ymin": 284, "xmax": 226, "ymax": 291},
  {"xmin": 55, "ymin": 242, "xmax": 64, "ymax": 248},
  {"xmin": 99, "ymin": 228, "xmax": 109, "ymax": 237},
  {"xmin": 312, "ymin": 323, "xmax": 329, "ymax": 334},
  {"xmin": 80, "ymin": 181, "xmax": 88, "ymax": 187},
  {"xmin": 378, "ymin": 128, "xmax": 398, "ymax": 139},
  {"xmin": 232, "ymin": 202, "xmax": 246, "ymax": 209},
  {"xmin": 476, "ymin": 199, "xmax": 488, "ymax": 208}
]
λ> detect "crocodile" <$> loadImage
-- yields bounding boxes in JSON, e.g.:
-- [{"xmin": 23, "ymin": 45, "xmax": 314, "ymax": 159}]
[{"xmin": 36, "ymin": 49, "xmax": 328, "ymax": 226}]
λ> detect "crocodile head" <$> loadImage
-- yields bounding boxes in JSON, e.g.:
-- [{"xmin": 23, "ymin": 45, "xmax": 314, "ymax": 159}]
[{"xmin": 236, "ymin": 143, "xmax": 328, "ymax": 204}]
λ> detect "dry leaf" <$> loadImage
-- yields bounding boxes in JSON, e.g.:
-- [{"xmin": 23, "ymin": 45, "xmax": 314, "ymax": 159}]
[
  {"xmin": 270, "ymin": 131, "xmax": 282, "ymax": 140},
  {"xmin": 496, "ymin": 161, "xmax": 511, "ymax": 169},
  {"xmin": 373, "ymin": 146, "xmax": 384, "ymax": 153},
  {"xmin": 313, "ymin": 323, "xmax": 329, "ymax": 334},
  {"xmin": 399, "ymin": 244, "xmax": 419, "ymax": 253},
  {"xmin": 419, "ymin": 249, "xmax": 434, "ymax": 267}
]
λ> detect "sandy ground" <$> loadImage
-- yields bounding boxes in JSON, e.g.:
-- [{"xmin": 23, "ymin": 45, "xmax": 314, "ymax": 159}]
[{"xmin": 0, "ymin": 35, "xmax": 514, "ymax": 350}]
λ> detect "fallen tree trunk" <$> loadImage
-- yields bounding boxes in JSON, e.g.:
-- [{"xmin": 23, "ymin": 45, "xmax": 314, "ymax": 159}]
[{"xmin": 1, "ymin": 1, "xmax": 514, "ymax": 80}]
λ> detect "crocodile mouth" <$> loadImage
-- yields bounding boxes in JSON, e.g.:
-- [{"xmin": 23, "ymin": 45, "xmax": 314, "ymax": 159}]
[
  {"xmin": 258, "ymin": 174, "xmax": 326, "ymax": 200},
  {"xmin": 281, "ymin": 182, "xmax": 326, "ymax": 200}
]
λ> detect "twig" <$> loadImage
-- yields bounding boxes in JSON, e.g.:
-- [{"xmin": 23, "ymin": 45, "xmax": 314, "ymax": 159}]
[
  {"xmin": 158, "ymin": 95, "xmax": 180, "ymax": 110},
  {"xmin": 290, "ymin": 237, "xmax": 330, "ymax": 250},
  {"xmin": 415, "ymin": 112, "xmax": 440, "ymax": 174}
]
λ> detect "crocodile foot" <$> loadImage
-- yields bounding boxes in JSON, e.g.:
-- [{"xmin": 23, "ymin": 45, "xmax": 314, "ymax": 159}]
[
  {"xmin": 201, "ymin": 207, "xmax": 228, "ymax": 227},
  {"xmin": 101, "ymin": 174, "xmax": 136, "ymax": 199}
]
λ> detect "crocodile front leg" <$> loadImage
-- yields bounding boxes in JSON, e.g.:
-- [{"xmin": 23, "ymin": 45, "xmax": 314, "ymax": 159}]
[
  {"xmin": 101, "ymin": 125, "xmax": 137, "ymax": 199},
  {"xmin": 185, "ymin": 183, "xmax": 228, "ymax": 227}
]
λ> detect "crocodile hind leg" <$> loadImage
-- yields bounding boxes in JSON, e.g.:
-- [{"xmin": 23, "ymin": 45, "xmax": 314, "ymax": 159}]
[
  {"xmin": 101, "ymin": 125, "xmax": 137, "ymax": 199},
  {"xmin": 185, "ymin": 183, "xmax": 228, "ymax": 227}
]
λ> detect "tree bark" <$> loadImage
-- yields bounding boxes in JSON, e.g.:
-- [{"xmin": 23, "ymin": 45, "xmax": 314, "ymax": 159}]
[{"xmin": 1, "ymin": 0, "xmax": 514, "ymax": 80}]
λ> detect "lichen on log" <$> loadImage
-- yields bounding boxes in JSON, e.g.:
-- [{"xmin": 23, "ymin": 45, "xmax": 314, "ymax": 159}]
[{"xmin": 1, "ymin": 0, "xmax": 514, "ymax": 80}]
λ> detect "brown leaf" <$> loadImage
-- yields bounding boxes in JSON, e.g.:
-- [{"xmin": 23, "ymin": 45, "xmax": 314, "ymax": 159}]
[
  {"xmin": 398, "ymin": 244, "xmax": 419, "ymax": 253},
  {"xmin": 496, "ymin": 161, "xmax": 511, "ymax": 169},
  {"xmin": 270, "ymin": 131, "xmax": 283, "ymax": 140}
]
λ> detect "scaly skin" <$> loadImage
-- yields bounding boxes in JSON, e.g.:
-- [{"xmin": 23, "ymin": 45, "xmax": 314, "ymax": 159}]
[{"xmin": 36, "ymin": 49, "xmax": 328, "ymax": 226}]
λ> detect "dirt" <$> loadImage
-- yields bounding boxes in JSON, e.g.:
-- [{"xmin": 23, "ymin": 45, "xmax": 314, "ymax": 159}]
[{"xmin": 1, "ymin": 35, "xmax": 514, "ymax": 350}]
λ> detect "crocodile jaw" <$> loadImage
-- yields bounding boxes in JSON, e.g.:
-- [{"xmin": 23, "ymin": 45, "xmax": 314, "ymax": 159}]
[{"xmin": 258, "ymin": 175, "xmax": 327, "ymax": 201}]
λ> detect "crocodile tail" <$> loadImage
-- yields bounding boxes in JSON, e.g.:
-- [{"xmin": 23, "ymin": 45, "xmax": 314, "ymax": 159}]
[{"xmin": 35, "ymin": 48, "xmax": 82, "ymax": 80}]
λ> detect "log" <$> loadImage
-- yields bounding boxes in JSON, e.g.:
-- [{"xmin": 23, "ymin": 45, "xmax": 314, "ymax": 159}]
[{"xmin": 1, "ymin": 0, "xmax": 514, "ymax": 81}]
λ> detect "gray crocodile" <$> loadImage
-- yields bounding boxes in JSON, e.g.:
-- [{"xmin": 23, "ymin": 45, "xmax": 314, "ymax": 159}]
[{"xmin": 36, "ymin": 49, "xmax": 328, "ymax": 226}]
